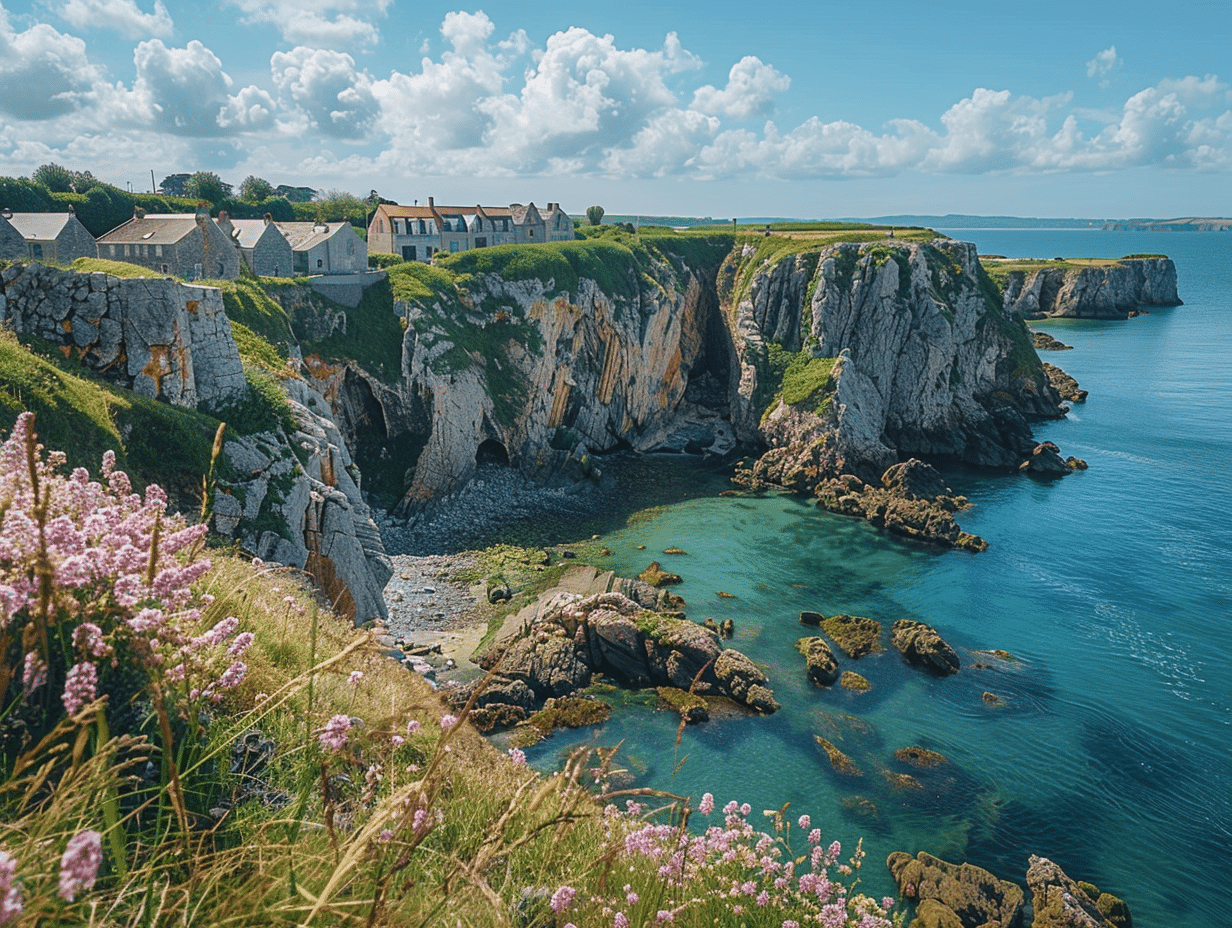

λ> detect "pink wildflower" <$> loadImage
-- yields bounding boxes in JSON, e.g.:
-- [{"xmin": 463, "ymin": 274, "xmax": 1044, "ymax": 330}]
[
  {"xmin": 439, "ymin": 714, "xmax": 458, "ymax": 731},
  {"xmin": 756, "ymin": 890, "xmax": 769, "ymax": 906},
  {"xmin": 412, "ymin": 809, "xmax": 430, "ymax": 832},
  {"xmin": 227, "ymin": 632, "xmax": 254, "ymax": 657},
  {"xmin": 61, "ymin": 662, "xmax": 98, "ymax": 716},
  {"xmin": 218, "ymin": 660, "xmax": 246, "ymax": 689},
  {"xmin": 626, "ymin": 889, "xmax": 639, "ymax": 905},
  {"xmin": 614, "ymin": 913, "xmax": 629, "ymax": 928},
  {"xmin": 549, "ymin": 885, "xmax": 576, "ymax": 913},
  {"xmin": 73, "ymin": 623, "xmax": 113, "ymax": 659},
  {"xmin": 783, "ymin": 921, "xmax": 800, "ymax": 928},
  {"xmin": 797, "ymin": 813, "xmax": 810, "ymax": 830},
  {"xmin": 698, "ymin": 792, "xmax": 715, "ymax": 815},
  {"xmin": 317, "ymin": 714, "xmax": 352, "ymax": 753},
  {"xmin": 391, "ymin": 735, "xmax": 405, "ymax": 747},
  {"xmin": 508, "ymin": 747, "xmax": 526, "ymax": 766},
  {"xmin": 656, "ymin": 911, "xmax": 674, "ymax": 923},
  {"xmin": 406, "ymin": 719, "xmax": 421, "ymax": 735},
  {"xmin": 21, "ymin": 652, "xmax": 45, "ymax": 692},
  {"xmin": 0, "ymin": 849, "xmax": 21, "ymax": 925},
  {"xmin": 58, "ymin": 830, "xmax": 102, "ymax": 901},
  {"xmin": 808, "ymin": 828, "xmax": 822, "ymax": 845},
  {"xmin": 348, "ymin": 670, "xmax": 364, "ymax": 686},
  {"xmin": 378, "ymin": 829, "xmax": 393, "ymax": 843}
]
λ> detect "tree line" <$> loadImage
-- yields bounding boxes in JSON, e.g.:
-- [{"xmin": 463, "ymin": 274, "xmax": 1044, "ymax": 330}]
[{"xmin": 1, "ymin": 165, "xmax": 380, "ymax": 239}]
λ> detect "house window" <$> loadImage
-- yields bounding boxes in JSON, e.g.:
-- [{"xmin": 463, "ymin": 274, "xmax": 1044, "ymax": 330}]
[
  {"xmin": 31, "ymin": 243, "xmax": 43, "ymax": 259},
  {"xmin": 161, "ymin": 264, "xmax": 169, "ymax": 273},
  {"xmin": 155, "ymin": 244, "xmax": 162, "ymax": 256},
  {"xmin": 317, "ymin": 259, "xmax": 323, "ymax": 268},
  {"xmin": 109, "ymin": 244, "xmax": 116, "ymax": 256},
  {"xmin": 475, "ymin": 237, "xmax": 487, "ymax": 248},
  {"xmin": 528, "ymin": 229, "xmax": 534, "ymax": 238},
  {"xmin": 449, "ymin": 241, "xmax": 459, "ymax": 253},
  {"xmin": 402, "ymin": 245, "xmax": 416, "ymax": 261}
]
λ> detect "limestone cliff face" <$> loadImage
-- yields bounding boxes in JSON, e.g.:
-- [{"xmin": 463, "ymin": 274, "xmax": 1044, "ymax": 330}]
[
  {"xmin": 0, "ymin": 262, "xmax": 390, "ymax": 624},
  {"xmin": 725, "ymin": 240, "xmax": 1065, "ymax": 486},
  {"xmin": 998, "ymin": 257, "xmax": 1180, "ymax": 318},
  {"xmin": 395, "ymin": 255, "xmax": 732, "ymax": 506}
]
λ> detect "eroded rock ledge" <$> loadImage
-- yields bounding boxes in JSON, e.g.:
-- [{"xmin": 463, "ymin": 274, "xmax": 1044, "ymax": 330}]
[{"xmin": 459, "ymin": 566, "xmax": 779, "ymax": 731}]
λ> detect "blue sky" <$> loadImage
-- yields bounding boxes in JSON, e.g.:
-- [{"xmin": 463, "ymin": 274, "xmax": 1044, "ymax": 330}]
[{"xmin": 1, "ymin": 0, "xmax": 1229, "ymax": 219}]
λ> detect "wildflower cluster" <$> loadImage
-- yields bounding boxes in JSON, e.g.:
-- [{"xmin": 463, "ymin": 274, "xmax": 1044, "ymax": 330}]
[
  {"xmin": 587, "ymin": 795, "xmax": 896, "ymax": 928},
  {"xmin": 0, "ymin": 412, "xmax": 247, "ymax": 753},
  {"xmin": 0, "ymin": 829, "xmax": 103, "ymax": 922}
]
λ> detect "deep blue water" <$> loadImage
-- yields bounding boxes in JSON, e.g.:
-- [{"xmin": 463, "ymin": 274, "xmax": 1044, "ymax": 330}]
[{"xmin": 525, "ymin": 230, "xmax": 1231, "ymax": 924}]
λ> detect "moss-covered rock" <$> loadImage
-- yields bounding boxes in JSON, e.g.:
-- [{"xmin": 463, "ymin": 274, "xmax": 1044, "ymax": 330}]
[
  {"xmin": 894, "ymin": 746, "xmax": 951, "ymax": 769},
  {"xmin": 819, "ymin": 614, "xmax": 883, "ymax": 658},
  {"xmin": 797, "ymin": 636, "xmax": 840, "ymax": 686},
  {"xmin": 887, "ymin": 850, "xmax": 1024, "ymax": 928},
  {"xmin": 892, "ymin": 619, "xmax": 960, "ymax": 676},
  {"xmin": 638, "ymin": 561, "xmax": 683, "ymax": 587},
  {"xmin": 840, "ymin": 671, "xmax": 871, "ymax": 692},
  {"xmin": 656, "ymin": 686, "xmax": 708, "ymax": 724}
]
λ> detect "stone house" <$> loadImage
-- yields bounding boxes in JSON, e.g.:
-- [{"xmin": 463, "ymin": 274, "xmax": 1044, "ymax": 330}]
[
  {"xmin": 1, "ymin": 209, "xmax": 96, "ymax": 264},
  {"xmin": 95, "ymin": 206, "xmax": 240, "ymax": 280},
  {"xmin": 0, "ymin": 211, "xmax": 27, "ymax": 260},
  {"xmin": 278, "ymin": 221, "xmax": 367, "ymax": 275},
  {"xmin": 367, "ymin": 198, "xmax": 574, "ymax": 262},
  {"xmin": 215, "ymin": 212, "xmax": 294, "ymax": 277}
]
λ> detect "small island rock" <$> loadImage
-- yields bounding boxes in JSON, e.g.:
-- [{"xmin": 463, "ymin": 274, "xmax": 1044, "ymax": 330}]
[
  {"xmin": 892, "ymin": 619, "xmax": 960, "ymax": 675},
  {"xmin": 797, "ymin": 636, "xmax": 840, "ymax": 686},
  {"xmin": 887, "ymin": 850, "xmax": 1024, "ymax": 928}
]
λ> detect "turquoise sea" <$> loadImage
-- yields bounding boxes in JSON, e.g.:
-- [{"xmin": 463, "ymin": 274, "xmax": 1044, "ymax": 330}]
[{"xmin": 524, "ymin": 230, "xmax": 1232, "ymax": 924}]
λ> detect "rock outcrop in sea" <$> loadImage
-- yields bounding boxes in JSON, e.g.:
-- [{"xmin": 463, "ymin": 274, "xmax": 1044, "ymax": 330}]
[{"xmin": 995, "ymin": 256, "xmax": 1180, "ymax": 319}]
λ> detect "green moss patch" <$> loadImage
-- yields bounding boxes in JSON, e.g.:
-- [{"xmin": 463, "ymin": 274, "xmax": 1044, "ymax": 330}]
[{"xmin": 819, "ymin": 614, "xmax": 883, "ymax": 658}]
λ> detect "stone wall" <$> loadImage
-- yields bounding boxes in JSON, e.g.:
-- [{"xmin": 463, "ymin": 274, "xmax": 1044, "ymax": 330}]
[{"xmin": 0, "ymin": 262, "xmax": 246, "ymax": 409}]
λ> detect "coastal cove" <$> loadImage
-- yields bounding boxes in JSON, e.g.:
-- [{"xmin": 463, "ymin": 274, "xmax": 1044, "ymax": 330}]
[{"xmin": 502, "ymin": 230, "xmax": 1231, "ymax": 925}]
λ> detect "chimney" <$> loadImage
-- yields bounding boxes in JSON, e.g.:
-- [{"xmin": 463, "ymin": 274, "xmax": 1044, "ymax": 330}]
[
  {"xmin": 263, "ymin": 212, "xmax": 273, "ymax": 225},
  {"xmin": 195, "ymin": 202, "xmax": 209, "ymax": 224},
  {"xmin": 1, "ymin": 208, "xmax": 10, "ymax": 220}
]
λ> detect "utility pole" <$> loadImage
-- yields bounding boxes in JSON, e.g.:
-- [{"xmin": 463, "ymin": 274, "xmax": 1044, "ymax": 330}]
[{"xmin": 151, "ymin": 170, "xmax": 156, "ymax": 194}]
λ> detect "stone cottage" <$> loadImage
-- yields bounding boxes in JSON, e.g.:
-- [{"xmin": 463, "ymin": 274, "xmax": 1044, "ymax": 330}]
[
  {"xmin": 216, "ymin": 212, "xmax": 294, "ymax": 277},
  {"xmin": 278, "ymin": 221, "xmax": 367, "ymax": 275},
  {"xmin": 367, "ymin": 199, "xmax": 574, "ymax": 262},
  {"xmin": 2, "ymin": 209, "xmax": 97, "ymax": 264},
  {"xmin": 0, "ymin": 211, "xmax": 28, "ymax": 260},
  {"xmin": 95, "ymin": 206, "xmax": 240, "ymax": 280}
]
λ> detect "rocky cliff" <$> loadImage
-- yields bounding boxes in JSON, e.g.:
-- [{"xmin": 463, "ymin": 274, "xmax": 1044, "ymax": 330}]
[
  {"xmin": 722, "ymin": 239, "xmax": 1067, "ymax": 482},
  {"xmin": 994, "ymin": 256, "xmax": 1180, "ymax": 318},
  {"xmin": 0, "ymin": 262, "xmax": 391, "ymax": 624},
  {"xmin": 388, "ymin": 241, "xmax": 734, "ymax": 510}
]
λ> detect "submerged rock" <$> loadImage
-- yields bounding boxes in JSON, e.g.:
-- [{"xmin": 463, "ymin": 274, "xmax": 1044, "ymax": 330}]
[
  {"xmin": 892, "ymin": 619, "xmax": 961, "ymax": 675},
  {"xmin": 814, "ymin": 736, "xmax": 863, "ymax": 777},
  {"xmin": 840, "ymin": 671, "xmax": 871, "ymax": 692},
  {"xmin": 894, "ymin": 746, "xmax": 951, "ymax": 769},
  {"xmin": 1043, "ymin": 362, "xmax": 1087, "ymax": 402},
  {"xmin": 886, "ymin": 850, "xmax": 1024, "ymax": 928}
]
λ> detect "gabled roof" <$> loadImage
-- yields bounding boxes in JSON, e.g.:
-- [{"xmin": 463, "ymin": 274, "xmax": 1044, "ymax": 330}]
[
  {"xmin": 97, "ymin": 214, "xmax": 202, "ymax": 246},
  {"xmin": 5, "ymin": 212, "xmax": 79, "ymax": 242},
  {"xmin": 226, "ymin": 218, "xmax": 285, "ymax": 249},
  {"xmin": 276, "ymin": 221, "xmax": 354, "ymax": 252}
]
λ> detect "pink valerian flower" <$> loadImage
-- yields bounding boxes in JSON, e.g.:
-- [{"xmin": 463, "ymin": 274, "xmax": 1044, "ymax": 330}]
[
  {"xmin": 656, "ymin": 911, "xmax": 674, "ymax": 923},
  {"xmin": 391, "ymin": 735, "xmax": 405, "ymax": 747},
  {"xmin": 58, "ymin": 830, "xmax": 102, "ymax": 901},
  {"xmin": 411, "ymin": 809, "xmax": 430, "ymax": 833},
  {"xmin": 197, "ymin": 616, "xmax": 239, "ymax": 648},
  {"xmin": 797, "ymin": 813, "xmax": 810, "ymax": 830},
  {"xmin": 72, "ymin": 623, "xmax": 113, "ymax": 659},
  {"xmin": 0, "ymin": 849, "xmax": 21, "ymax": 925},
  {"xmin": 613, "ymin": 914, "xmax": 629, "ymax": 928},
  {"xmin": 217, "ymin": 661, "xmax": 246, "ymax": 689},
  {"xmin": 406, "ymin": 719, "xmax": 421, "ymax": 735},
  {"xmin": 377, "ymin": 829, "xmax": 393, "ymax": 843},
  {"xmin": 549, "ymin": 885, "xmax": 576, "ymax": 913},
  {"xmin": 348, "ymin": 670, "xmax": 364, "ymax": 686},
  {"xmin": 226, "ymin": 632, "xmax": 254, "ymax": 657},
  {"xmin": 21, "ymin": 651, "xmax": 46, "ymax": 692},
  {"xmin": 439, "ymin": 714, "xmax": 458, "ymax": 731},
  {"xmin": 61, "ymin": 662, "xmax": 98, "ymax": 716},
  {"xmin": 507, "ymin": 747, "xmax": 526, "ymax": 767},
  {"xmin": 698, "ymin": 792, "xmax": 715, "ymax": 815},
  {"xmin": 317, "ymin": 714, "xmax": 352, "ymax": 753}
]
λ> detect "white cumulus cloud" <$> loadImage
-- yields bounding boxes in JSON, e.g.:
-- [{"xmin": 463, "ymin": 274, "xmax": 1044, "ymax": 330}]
[
  {"xmin": 0, "ymin": 8, "xmax": 100, "ymax": 119},
  {"xmin": 226, "ymin": 0, "xmax": 392, "ymax": 48},
  {"xmin": 272, "ymin": 46, "xmax": 377, "ymax": 139},
  {"xmin": 1086, "ymin": 45, "xmax": 1121, "ymax": 88},
  {"xmin": 58, "ymin": 0, "xmax": 173, "ymax": 39},
  {"xmin": 691, "ymin": 56, "xmax": 790, "ymax": 121}
]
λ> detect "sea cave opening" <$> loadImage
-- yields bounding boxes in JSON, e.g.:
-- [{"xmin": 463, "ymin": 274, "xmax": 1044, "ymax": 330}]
[{"xmin": 475, "ymin": 439, "xmax": 510, "ymax": 466}]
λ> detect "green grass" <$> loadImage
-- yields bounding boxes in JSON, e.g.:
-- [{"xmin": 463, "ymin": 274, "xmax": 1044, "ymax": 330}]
[
  {"xmin": 70, "ymin": 256, "xmax": 168, "ymax": 279},
  {"xmin": 292, "ymin": 276, "xmax": 404, "ymax": 384},
  {"xmin": 780, "ymin": 354, "xmax": 838, "ymax": 410},
  {"xmin": 210, "ymin": 278, "xmax": 296, "ymax": 350}
]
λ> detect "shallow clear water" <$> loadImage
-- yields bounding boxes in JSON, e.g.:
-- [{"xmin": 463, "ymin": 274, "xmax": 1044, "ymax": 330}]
[{"xmin": 524, "ymin": 230, "xmax": 1232, "ymax": 924}]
